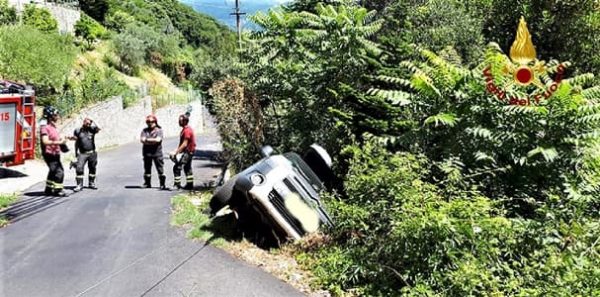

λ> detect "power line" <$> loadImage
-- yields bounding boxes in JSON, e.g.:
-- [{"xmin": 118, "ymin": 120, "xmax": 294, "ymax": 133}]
[{"xmin": 230, "ymin": 0, "xmax": 246, "ymax": 51}]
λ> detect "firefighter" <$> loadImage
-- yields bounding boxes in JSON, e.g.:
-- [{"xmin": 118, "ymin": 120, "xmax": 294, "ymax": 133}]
[
  {"xmin": 140, "ymin": 114, "xmax": 167, "ymax": 190},
  {"xmin": 170, "ymin": 114, "xmax": 196, "ymax": 190},
  {"xmin": 40, "ymin": 106, "xmax": 68, "ymax": 197},
  {"xmin": 72, "ymin": 118, "xmax": 101, "ymax": 192}
]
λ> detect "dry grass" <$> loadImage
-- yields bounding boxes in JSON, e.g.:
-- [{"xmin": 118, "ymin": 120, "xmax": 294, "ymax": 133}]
[
  {"xmin": 69, "ymin": 41, "xmax": 187, "ymax": 108},
  {"xmin": 139, "ymin": 67, "xmax": 189, "ymax": 108},
  {"xmin": 171, "ymin": 192, "xmax": 331, "ymax": 296},
  {"xmin": 228, "ymin": 236, "xmax": 332, "ymax": 297}
]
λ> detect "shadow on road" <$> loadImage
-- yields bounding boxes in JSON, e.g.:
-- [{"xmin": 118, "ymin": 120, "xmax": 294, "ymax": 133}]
[
  {"xmin": 193, "ymin": 149, "xmax": 224, "ymax": 162},
  {"xmin": 0, "ymin": 193, "xmax": 69, "ymax": 223},
  {"xmin": 0, "ymin": 168, "xmax": 28, "ymax": 179}
]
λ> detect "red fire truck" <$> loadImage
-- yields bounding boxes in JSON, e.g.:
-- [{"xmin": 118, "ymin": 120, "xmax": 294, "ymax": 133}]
[{"xmin": 0, "ymin": 81, "xmax": 36, "ymax": 167}]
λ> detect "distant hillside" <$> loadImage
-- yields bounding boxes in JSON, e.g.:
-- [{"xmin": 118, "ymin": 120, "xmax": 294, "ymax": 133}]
[{"xmin": 180, "ymin": 0, "xmax": 287, "ymax": 28}]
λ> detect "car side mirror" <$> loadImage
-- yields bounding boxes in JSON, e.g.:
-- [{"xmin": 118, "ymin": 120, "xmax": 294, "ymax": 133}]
[{"xmin": 260, "ymin": 145, "xmax": 274, "ymax": 158}]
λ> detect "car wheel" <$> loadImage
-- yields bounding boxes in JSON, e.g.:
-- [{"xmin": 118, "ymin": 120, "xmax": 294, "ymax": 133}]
[{"xmin": 210, "ymin": 175, "xmax": 237, "ymax": 214}]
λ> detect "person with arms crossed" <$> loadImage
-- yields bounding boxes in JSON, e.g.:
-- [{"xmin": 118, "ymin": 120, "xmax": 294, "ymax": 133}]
[{"xmin": 140, "ymin": 115, "xmax": 167, "ymax": 190}]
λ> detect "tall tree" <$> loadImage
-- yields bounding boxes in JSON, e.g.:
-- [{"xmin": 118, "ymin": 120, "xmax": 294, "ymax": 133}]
[{"xmin": 79, "ymin": 0, "xmax": 110, "ymax": 22}]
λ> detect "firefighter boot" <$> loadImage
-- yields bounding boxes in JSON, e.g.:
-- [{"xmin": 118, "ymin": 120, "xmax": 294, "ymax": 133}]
[
  {"xmin": 53, "ymin": 184, "xmax": 67, "ymax": 197},
  {"xmin": 44, "ymin": 181, "xmax": 53, "ymax": 195},
  {"xmin": 159, "ymin": 175, "xmax": 168, "ymax": 190},
  {"xmin": 73, "ymin": 177, "xmax": 84, "ymax": 192},
  {"xmin": 173, "ymin": 176, "xmax": 181, "ymax": 189},
  {"xmin": 183, "ymin": 175, "xmax": 194, "ymax": 190},
  {"xmin": 143, "ymin": 175, "xmax": 152, "ymax": 188},
  {"xmin": 89, "ymin": 175, "xmax": 97, "ymax": 190},
  {"xmin": 54, "ymin": 190, "xmax": 67, "ymax": 197}
]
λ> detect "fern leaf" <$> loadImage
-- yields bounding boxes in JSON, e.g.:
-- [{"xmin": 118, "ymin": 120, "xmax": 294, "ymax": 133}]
[
  {"xmin": 565, "ymin": 73, "xmax": 596, "ymax": 87},
  {"xmin": 527, "ymin": 147, "xmax": 559, "ymax": 162},
  {"xmin": 502, "ymin": 105, "xmax": 549, "ymax": 115},
  {"xmin": 367, "ymin": 89, "xmax": 412, "ymax": 106},
  {"xmin": 376, "ymin": 75, "xmax": 412, "ymax": 88},
  {"xmin": 474, "ymin": 151, "xmax": 495, "ymax": 163},
  {"xmin": 582, "ymin": 86, "xmax": 600, "ymax": 101},
  {"xmin": 424, "ymin": 113, "xmax": 458, "ymax": 127},
  {"xmin": 467, "ymin": 127, "xmax": 493, "ymax": 140}
]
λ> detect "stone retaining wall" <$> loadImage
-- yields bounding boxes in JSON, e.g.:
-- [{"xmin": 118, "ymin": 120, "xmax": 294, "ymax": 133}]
[
  {"xmin": 8, "ymin": 0, "xmax": 81, "ymax": 34},
  {"xmin": 58, "ymin": 96, "xmax": 204, "ymax": 157}
]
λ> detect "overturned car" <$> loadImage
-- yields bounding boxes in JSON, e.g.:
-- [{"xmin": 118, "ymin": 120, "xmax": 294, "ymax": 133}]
[{"xmin": 210, "ymin": 144, "xmax": 334, "ymax": 244}]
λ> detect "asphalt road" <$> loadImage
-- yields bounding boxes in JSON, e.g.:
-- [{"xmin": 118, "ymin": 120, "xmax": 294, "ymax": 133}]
[{"xmin": 0, "ymin": 136, "xmax": 303, "ymax": 297}]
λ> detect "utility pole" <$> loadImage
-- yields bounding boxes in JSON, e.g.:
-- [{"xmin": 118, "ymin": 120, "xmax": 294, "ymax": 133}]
[{"xmin": 230, "ymin": 0, "xmax": 246, "ymax": 51}]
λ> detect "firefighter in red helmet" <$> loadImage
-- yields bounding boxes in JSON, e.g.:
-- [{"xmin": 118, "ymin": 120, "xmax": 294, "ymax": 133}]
[
  {"xmin": 40, "ymin": 106, "xmax": 69, "ymax": 196},
  {"xmin": 140, "ymin": 114, "xmax": 167, "ymax": 190}
]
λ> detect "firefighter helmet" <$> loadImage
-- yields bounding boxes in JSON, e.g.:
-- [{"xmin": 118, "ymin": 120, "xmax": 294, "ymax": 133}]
[
  {"xmin": 179, "ymin": 114, "xmax": 189, "ymax": 125},
  {"xmin": 146, "ymin": 114, "xmax": 157, "ymax": 123},
  {"xmin": 43, "ymin": 106, "xmax": 59, "ymax": 119}
]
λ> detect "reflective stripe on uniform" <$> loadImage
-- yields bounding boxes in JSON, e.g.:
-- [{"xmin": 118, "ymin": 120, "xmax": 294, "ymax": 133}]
[
  {"xmin": 144, "ymin": 174, "xmax": 151, "ymax": 177},
  {"xmin": 186, "ymin": 175, "xmax": 194, "ymax": 181},
  {"xmin": 46, "ymin": 180, "xmax": 55, "ymax": 188},
  {"xmin": 76, "ymin": 175, "xmax": 85, "ymax": 179},
  {"xmin": 89, "ymin": 174, "xmax": 96, "ymax": 177},
  {"xmin": 174, "ymin": 177, "xmax": 181, "ymax": 181},
  {"xmin": 54, "ymin": 183, "xmax": 64, "ymax": 189}
]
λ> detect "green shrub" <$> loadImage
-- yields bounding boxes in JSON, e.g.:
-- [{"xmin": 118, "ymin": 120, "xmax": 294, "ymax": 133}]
[
  {"xmin": 0, "ymin": 26, "xmax": 76, "ymax": 97},
  {"xmin": 370, "ymin": 0, "xmax": 487, "ymax": 66},
  {"xmin": 112, "ymin": 22, "xmax": 185, "ymax": 76},
  {"xmin": 74, "ymin": 13, "xmax": 108, "ymax": 49},
  {"xmin": 55, "ymin": 66, "xmax": 134, "ymax": 116},
  {"xmin": 300, "ymin": 140, "xmax": 600, "ymax": 296},
  {"xmin": 75, "ymin": 66, "xmax": 133, "ymax": 107},
  {"xmin": 104, "ymin": 10, "xmax": 135, "ymax": 33},
  {"xmin": 22, "ymin": 4, "xmax": 58, "ymax": 33},
  {"xmin": 0, "ymin": 0, "xmax": 16, "ymax": 25},
  {"xmin": 0, "ymin": 193, "xmax": 17, "ymax": 209},
  {"xmin": 369, "ymin": 48, "xmax": 600, "ymax": 208},
  {"xmin": 112, "ymin": 24, "xmax": 151, "ymax": 74},
  {"xmin": 209, "ymin": 78, "xmax": 264, "ymax": 169},
  {"xmin": 243, "ymin": 2, "xmax": 383, "ymax": 156}
]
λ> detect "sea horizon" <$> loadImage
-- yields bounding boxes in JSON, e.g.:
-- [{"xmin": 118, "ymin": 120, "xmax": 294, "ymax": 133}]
[{"xmin": 180, "ymin": 0, "xmax": 289, "ymax": 29}]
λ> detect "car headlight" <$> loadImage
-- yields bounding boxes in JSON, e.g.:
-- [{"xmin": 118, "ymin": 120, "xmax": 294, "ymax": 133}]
[{"xmin": 250, "ymin": 173, "xmax": 265, "ymax": 186}]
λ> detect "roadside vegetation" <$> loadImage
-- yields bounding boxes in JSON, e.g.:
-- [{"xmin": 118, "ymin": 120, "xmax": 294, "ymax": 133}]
[
  {"xmin": 0, "ymin": 0, "xmax": 235, "ymax": 115},
  {"xmin": 170, "ymin": 192, "xmax": 328, "ymax": 296},
  {"xmin": 0, "ymin": 193, "xmax": 17, "ymax": 226},
  {"xmin": 204, "ymin": 0, "xmax": 600, "ymax": 295},
  {"xmin": 2, "ymin": 0, "xmax": 598, "ymax": 295}
]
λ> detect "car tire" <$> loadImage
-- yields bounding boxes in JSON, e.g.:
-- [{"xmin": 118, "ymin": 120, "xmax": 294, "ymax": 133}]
[{"xmin": 210, "ymin": 175, "xmax": 237, "ymax": 214}]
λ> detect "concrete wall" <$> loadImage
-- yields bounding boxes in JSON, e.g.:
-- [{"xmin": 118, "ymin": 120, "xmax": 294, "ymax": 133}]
[
  {"xmin": 58, "ymin": 96, "xmax": 204, "ymax": 157},
  {"xmin": 8, "ymin": 0, "xmax": 81, "ymax": 34},
  {"xmin": 43, "ymin": 3, "xmax": 80, "ymax": 34}
]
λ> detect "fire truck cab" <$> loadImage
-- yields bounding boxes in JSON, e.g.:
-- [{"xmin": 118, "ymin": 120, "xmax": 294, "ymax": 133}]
[{"xmin": 0, "ymin": 81, "xmax": 36, "ymax": 167}]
